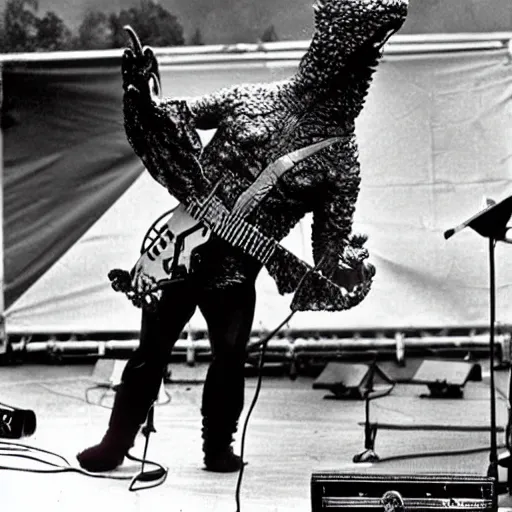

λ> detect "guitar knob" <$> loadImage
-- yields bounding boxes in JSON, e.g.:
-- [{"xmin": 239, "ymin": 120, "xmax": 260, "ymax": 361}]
[{"xmin": 381, "ymin": 491, "xmax": 405, "ymax": 512}]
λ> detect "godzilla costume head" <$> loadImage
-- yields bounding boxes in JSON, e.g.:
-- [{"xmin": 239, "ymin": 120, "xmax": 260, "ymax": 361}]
[{"xmin": 297, "ymin": 0, "xmax": 408, "ymax": 95}]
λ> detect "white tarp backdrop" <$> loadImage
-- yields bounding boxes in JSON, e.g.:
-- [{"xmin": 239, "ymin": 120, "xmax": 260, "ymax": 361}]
[{"xmin": 4, "ymin": 44, "xmax": 512, "ymax": 334}]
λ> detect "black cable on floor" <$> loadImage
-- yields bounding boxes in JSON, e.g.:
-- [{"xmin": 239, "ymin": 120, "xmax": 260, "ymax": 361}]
[
  {"xmin": 0, "ymin": 439, "xmax": 168, "ymax": 488},
  {"xmin": 0, "ymin": 440, "xmax": 131, "ymax": 479},
  {"xmin": 1, "ymin": 382, "xmax": 170, "ymax": 490}
]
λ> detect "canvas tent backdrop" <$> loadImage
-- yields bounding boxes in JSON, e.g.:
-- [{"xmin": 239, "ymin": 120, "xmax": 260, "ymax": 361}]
[{"xmin": 1, "ymin": 35, "xmax": 512, "ymax": 338}]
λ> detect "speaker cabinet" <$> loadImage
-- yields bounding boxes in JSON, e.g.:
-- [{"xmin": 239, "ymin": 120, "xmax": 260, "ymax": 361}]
[{"xmin": 311, "ymin": 471, "xmax": 495, "ymax": 511}]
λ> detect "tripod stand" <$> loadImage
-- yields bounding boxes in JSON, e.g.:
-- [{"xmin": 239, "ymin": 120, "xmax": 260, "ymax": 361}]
[{"xmin": 126, "ymin": 403, "xmax": 168, "ymax": 491}]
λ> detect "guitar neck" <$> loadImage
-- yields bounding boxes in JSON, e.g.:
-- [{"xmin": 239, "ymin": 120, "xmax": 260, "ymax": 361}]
[
  {"xmin": 186, "ymin": 197, "xmax": 278, "ymax": 265},
  {"xmin": 184, "ymin": 196, "xmax": 362, "ymax": 312}
]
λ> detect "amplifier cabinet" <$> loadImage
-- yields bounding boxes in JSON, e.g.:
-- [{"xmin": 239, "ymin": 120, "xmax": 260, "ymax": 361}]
[{"xmin": 311, "ymin": 472, "xmax": 496, "ymax": 511}]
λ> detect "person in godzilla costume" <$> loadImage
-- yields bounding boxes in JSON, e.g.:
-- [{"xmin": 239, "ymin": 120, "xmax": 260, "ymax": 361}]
[{"xmin": 77, "ymin": 0, "xmax": 409, "ymax": 473}]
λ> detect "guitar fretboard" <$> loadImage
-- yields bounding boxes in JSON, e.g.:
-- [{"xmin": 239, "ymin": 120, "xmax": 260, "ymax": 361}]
[{"xmin": 186, "ymin": 197, "xmax": 276, "ymax": 265}]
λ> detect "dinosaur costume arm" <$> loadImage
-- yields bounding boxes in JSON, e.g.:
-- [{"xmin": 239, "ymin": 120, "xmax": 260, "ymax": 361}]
[
  {"xmin": 272, "ymin": 140, "xmax": 375, "ymax": 312},
  {"xmin": 121, "ymin": 46, "xmax": 213, "ymax": 201},
  {"xmin": 262, "ymin": 141, "xmax": 375, "ymax": 312},
  {"xmin": 309, "ymin": 141, "xmax": 375, "ymax": 297},
  {"xmin": 311, "ymin": 144, "xmax": 361, "ymax": 271}
]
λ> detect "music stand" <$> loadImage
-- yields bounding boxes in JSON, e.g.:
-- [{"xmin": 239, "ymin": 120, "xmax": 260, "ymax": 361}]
[{"xmin": 444, "ymin": 194, "xmax": 512, "ymax": 484}]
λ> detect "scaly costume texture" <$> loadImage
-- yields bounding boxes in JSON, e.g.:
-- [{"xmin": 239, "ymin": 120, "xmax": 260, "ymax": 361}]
[
  {"xmin": 120, "ymin": 0, "xmax": 409, "ymax": 311},
  {"xmin": 77, "ymin": 0, "xmax": 410, "ymax": 477}
]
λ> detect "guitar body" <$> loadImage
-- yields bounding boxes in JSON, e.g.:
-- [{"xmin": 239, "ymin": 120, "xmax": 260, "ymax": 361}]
[{"xmin": 132, "ymin": 204, "xmax": 211, "ymax": 290}]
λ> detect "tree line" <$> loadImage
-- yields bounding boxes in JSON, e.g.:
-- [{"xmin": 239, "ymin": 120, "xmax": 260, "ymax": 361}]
[
  {"xmin": 0, "ymin": 0, "xmax": 279, "ymax": 53},
  {"xmin": 0, "ymin": 0, "xmax": 186, "ymax": 52}
]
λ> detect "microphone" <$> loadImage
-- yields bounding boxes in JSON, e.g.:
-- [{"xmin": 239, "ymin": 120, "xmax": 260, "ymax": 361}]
[{"xmin": 0, "ymin": 402, "xmax": 36, "ymax": 439}]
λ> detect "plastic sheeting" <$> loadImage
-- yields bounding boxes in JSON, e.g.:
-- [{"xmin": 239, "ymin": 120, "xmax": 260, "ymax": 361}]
[
  {"xmin": 4, "ymin": 46, "xmax": 512, "ymax": 333},
  {"xmin": 2, "ymin": 64, "xmax": 141, "ymax": 309}
]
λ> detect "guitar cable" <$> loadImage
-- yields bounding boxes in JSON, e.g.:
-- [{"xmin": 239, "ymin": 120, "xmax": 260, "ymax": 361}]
[
  {"xmin": 234, "ymin": 257, "xmax": 328, "ymax": 512},
  {"xmin": 235, "ymin": 309, "xmax": 296, "ymax": 512}
]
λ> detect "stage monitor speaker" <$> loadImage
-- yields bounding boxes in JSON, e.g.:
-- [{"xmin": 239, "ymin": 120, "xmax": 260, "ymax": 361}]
[
  {"xmin": 311, "ymin": 471, "xmax": 495, "ymax": 511},
  {"xmin": 312, "ymin": 362, "xmax": 394, "ymax": 400},
  {"xmin": 411, "ymin": 359, "xmax": 482, "ymax": 399}
]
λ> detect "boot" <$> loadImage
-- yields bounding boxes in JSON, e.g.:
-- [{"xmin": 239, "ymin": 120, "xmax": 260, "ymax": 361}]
[
  {"xmin": 200, "ymin": 348, "xmax": 247, "ymax": 473},
  {"xmin": 76, "ymin": 382, "xmax": 154, "ymax": 472},
  {"xmin": 202, "ymin": 416, "xmax": 244, "ymax": 473}
]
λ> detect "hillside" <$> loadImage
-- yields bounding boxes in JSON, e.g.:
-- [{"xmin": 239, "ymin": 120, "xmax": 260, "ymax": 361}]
[{"xmin": 0, "ymin": 0, "xmax": 510, "ymax": 45}]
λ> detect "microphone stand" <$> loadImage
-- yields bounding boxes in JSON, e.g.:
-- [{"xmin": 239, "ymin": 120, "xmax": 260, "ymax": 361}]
[
  {"xmin": 487, "ymin": 237, "xmax": 499, "ymax": 481},
  {"xmin": 444, "ymin": 195, "xmax": 512, "ymax": 499},
  {"xmin": 352, "ymin": 354, "xmax": 395, "ymax": 463},
  {"xmin": 353, "ymin": 360, "xmax": 380, "ymax": 463}
]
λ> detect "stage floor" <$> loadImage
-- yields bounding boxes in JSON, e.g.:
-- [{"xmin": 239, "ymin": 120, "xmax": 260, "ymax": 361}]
[{"xmin": 1, "ymin": 360, "xmax": 510, "ymax": 512}]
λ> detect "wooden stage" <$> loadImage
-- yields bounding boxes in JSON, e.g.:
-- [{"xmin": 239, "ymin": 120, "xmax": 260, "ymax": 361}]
[{"xmin": 1, "ymin": 360, "xmax": 511, "ymax": 512}]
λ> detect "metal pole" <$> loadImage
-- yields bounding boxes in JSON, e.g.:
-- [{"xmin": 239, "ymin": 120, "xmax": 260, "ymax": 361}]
[{"xmin": 488, "ymin": 238, "xmax": 498, "ymax": 480}]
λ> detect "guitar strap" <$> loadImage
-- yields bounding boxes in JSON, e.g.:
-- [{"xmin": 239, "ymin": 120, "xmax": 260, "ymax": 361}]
[{"xmin": 229, "ymin": 137, "xmax": 342, "ymax": 218}]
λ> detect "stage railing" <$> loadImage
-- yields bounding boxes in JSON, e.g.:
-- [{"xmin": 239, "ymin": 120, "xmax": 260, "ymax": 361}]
[
  {"xmin": 7, "ymin": 328, "xmax": 511, "ymax": 368},
  {"xmin": 0, "ymin": 32, "xmax": 510, "ymax": 66}
]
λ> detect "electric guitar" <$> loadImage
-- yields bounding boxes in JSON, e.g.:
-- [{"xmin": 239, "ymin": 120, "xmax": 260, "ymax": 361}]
[
  {"xmin": 121, "ymin": 184, "xmax": 373, "ymax": 313},
  {"xmin": 128, "ymin": 135, "xmax": 343, "ymax": 303}
]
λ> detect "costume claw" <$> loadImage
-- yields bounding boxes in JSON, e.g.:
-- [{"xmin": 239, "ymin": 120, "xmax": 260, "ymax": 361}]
[{"xmin": 124, "ymin": 25, "xmax": 144, "ymax": 57}]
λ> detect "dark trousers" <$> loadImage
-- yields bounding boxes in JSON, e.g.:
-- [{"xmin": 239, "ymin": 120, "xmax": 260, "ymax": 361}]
[{"xmin": 120, "ymin": 278, "xmax": 257, "ymax": 429}]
